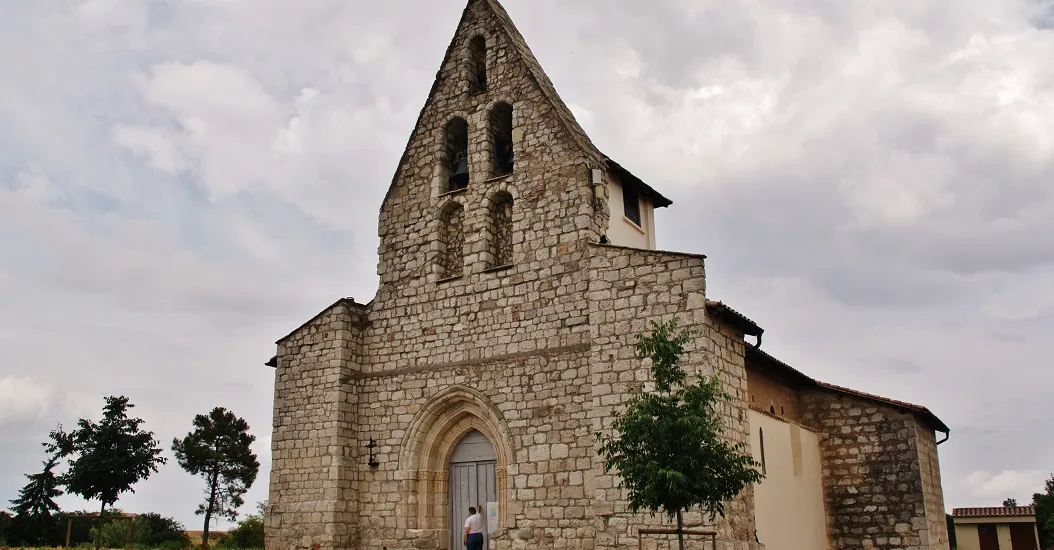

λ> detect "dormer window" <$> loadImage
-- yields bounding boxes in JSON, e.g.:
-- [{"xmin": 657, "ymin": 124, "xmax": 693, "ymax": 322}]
[
  {"xmin": 444, "ymin": 118, "xmax": 469, "ymax": 192},
  {"xmin": 489, "ymin": 102, "xmax": 514, "ymax": 177},
  {"xmin": 623, "ymin": 184, "xmax": 641, "ymax": 226},
  {"xmin": 468, "ymin": 36, "xmax": 487, "ymax": 94}
]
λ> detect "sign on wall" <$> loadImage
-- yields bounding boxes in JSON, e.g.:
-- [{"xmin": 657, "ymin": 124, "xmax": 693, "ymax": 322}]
[{"xmin": 486, "ymin": 502, "xmax": 498, "ymax": 534}]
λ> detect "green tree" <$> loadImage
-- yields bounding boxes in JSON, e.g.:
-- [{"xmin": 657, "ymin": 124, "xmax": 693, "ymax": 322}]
[
  {"xmin": 220, "ymin": 502, "xmax": 265, "ymax": 549},
  {"xmin": 172, "ymin": 407, "xmax": 260, "ymax": 547},
  {"xmin": 0, "ymin": 510, "xmax": 12, "ymax": 545},
  {"xmin": 1004, "ymin": 497, "xmax": 1018, "ymax": 507},
  {"xmin": 49, "ymin": 395, "xmax": 167, "ymax": 549},
  {"xmin": 596, "ymin": 318, "xmax": 763, "ymax": 550},
  {"xmin": 1033, "ymin": 474, "xmax": 1054, "ymax": 548},
  {"xmin": 8, "ymin": 456, "xmax": 64, "ymax": 545}
]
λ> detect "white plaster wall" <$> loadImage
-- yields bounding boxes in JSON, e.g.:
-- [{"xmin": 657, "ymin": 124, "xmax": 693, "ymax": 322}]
[
  {"xmin": 749, "ymin": 411, "xmax": 828, "ymax": 550},
  {"xmin": 605, "ymin": 174, "xmax": 655, "ymax": 250}
]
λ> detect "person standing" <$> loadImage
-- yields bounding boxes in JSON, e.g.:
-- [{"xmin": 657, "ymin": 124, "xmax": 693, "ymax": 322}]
[{"xmin": 463, "ymin": 506, "xmax": 485, "ymax": 550}]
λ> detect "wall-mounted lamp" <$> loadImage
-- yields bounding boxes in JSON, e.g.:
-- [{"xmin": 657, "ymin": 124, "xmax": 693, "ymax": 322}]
[{"xmin": 366, "ymin": 439, "xmax": 380, "ymax": 469}]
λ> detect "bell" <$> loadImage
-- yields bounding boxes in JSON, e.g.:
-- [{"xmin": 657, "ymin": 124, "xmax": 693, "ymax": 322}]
[{"xmin": 450, "ymin": 154, "xmax": 469, "ymax": 190}]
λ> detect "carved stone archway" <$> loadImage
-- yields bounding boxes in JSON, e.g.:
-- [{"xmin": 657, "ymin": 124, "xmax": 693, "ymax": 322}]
[{"xmin": 398, "ymin": 386, "xmax": 514, "ymax": 548}]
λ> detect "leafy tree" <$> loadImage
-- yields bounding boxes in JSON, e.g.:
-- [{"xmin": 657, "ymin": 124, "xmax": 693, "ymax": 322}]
[
  {"xmin": 172, "ymin": 407, "xmax": 260, "ymax": 547},
  {"xmin": 8, "ymin": 456, "xmax": 64, "ymax": 545},
  {"xmin": 49, "ymin": 395, "xmax": 167, "ymax": 549},
  {"xmin": 219, "ymin": 502, "xmax": 265, "ymax": 549},
  {"xmin": 596, "ymin": 318, "xmax": 763, "ymax": 550},
  {"xmin": 1033, "ymin": 474, "xmax": 1054, "ymax": 548},
  {"xmin": 1004, "ymin": 497, "xmax": 1018, "ymax": 507}
]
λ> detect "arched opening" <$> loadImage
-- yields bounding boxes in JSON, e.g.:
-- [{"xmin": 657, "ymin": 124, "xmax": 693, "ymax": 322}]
[
  {"xmin": 449, "ymin": 431, "xmax": 497, "ymax": 550},
  {"xmin": 489, "ymin": 103, "xmax": 514, "ymax": 177},
  {"xmin": 468, "ymin": 36, "xmax": 487, "ymax": 94},
  {"xmin": 438, "ymin": 202, "xmax": 465, "ymax": 278},
  {"xmin": 444, "ymin": 118, "xmax": 470, "ymax": 192},
  {"xmin": 397, "ymin": 386, "xmax": 514, "ymax": 549},
  {"xmin": 487, "ymin": 191, "xmax": 513, "ymax": 268}
]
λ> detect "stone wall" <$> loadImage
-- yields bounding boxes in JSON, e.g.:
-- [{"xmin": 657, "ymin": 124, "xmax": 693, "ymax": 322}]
[
  {"xmin": 266, "ymin": 299, "xmax": 367, "ymax": 550},
  {"xmin": 916, "ymin": 421, "xmax": 950, "ymax": 549},
  {"xmin": 587, "ymin": 244, "xmax": 760, "ymax": 550},
  {"xmin": 799, "ymin": 390, "xmax": 949, "ymax": 550}
]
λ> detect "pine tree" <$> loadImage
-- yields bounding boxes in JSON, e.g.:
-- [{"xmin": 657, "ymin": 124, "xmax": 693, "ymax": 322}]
[
  {"xmin": 596, "ymin": 318, "xmax": 763, "ymax": 550},
  {"xmin": 172, "ymin": 407, "xmax": 260, "ymax": 548},
  {"xmin": 9, "ymin": 457, "xmax": 63, "ymax": 545}
]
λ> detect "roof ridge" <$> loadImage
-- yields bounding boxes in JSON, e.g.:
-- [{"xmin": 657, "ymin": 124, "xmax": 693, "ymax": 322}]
[{"xmin": 480, "ymin": 0, "xmax": 603, "ymax": 162}]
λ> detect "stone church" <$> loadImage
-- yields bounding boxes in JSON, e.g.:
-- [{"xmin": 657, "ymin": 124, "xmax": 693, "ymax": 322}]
[{"xmin": 264, "ymin": 1, "xmax": 952, "ymax": 549}]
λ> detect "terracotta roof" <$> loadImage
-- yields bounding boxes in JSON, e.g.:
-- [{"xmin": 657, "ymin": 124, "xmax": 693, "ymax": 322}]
[
  {"xmin": 953, "ymin": 506, "xmax": 1035, "ymax": 518},
  {"xmin": 745, "ymin": 347, "xmax": 950, "ymax": 433},
  {"xmin": 705, "ymin": 300, "xmax": 764, "ymax": 337},
  {"xmin": 815, "ymin": 381, "xmax": 950, "ymax": 433}
]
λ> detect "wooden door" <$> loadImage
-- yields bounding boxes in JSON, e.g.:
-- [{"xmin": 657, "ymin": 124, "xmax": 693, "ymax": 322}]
[
  {"xmin": 449, "ymin": 431, "xmax": 497, "ymax": 550},
  {"xmin": 978, "ymin": 524, "xmax": 1000, "ymax": 550},
  {"xmin": 1010, "ymin": 524, "xmax": 1038, "ymax": 550}
]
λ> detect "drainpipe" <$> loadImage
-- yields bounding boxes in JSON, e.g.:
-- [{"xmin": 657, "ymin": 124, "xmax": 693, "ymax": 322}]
[
  {"xmin": 749, "ymin": 330, "xmax": 764, "ymax": 352},
  {"xmin": 936, "ymin": 430, "xmax": 950, "ymax": 445}
]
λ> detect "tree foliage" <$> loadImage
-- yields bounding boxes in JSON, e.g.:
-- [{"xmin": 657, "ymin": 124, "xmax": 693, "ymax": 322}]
[
  {"xmin": 1004, "ymin": 497, "xmax": 1018, "ymax": 507},
  {"xmin": 8, "ymin": 457, "xmax": 64, "ymax": 545},
  {"xmin": 1033, "ymin": 474, "xmax": 1054, "ymax": 548},
  {"xmin": 219, "ymin": 502, "xmax": 265, "ymax": 549},
  {"xmin": 172, "ymin": 407, "xmax": 260, "ymax": 547},
  {"xmin": 0, "ymin": 511, "xmax": 12, "ymax": 545},
  {"xmin": 49, "ymin": 395, "xmax": 167, "ymax": 549},
  {"xmin": 596, "ymin": 318, "xmax": 763, "ymax": 550},
  {"xmin": 90, "ymin": 512, "xmax": 190, "ymax": 549}
]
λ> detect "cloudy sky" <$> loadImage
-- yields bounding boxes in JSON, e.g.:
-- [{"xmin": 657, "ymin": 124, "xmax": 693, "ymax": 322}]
[{"xmin": 2, "ymin": 0, "xmax": 1053, "ymax": 529}]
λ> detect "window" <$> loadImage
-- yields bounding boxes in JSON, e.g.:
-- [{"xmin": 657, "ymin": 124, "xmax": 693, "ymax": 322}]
[
  {"xmin": 444, "ymin": 118, "xmax": 470, "ymax": 192},
  {"xmin": 438, "ymin": 202, "xmax": 465, "ymax": 278},
  {"xmin": 489, "ymin": 102, "xmax": 514, "ymax": 177},
  {"xmin": 489, "ymin": 191, "xmax": 514, "ymax": 267},
  {"xmin": 623, "ymin": 184, "xmax": 641, "ymax": 226},
  {"xmin": 759, "ymin": 428, "xmax": 767, "ymax": 475},
  {"xmin": 468, "ymin": 36, "xmax": 487, "ymax": 94}
]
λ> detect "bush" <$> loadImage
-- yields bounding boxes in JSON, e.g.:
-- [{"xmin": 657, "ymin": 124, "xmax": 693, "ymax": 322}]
[
  {"xmin": 218, "ymin": 514, "xmax": 263, "ymax": 549},
  {"xmin": 86, "ymin": 512, "xmax": 190, "ymax": 549}
]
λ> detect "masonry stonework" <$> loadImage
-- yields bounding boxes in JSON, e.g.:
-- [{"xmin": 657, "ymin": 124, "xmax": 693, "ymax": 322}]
[
  {"xmin": 266, "ymin": 1, "xmax": 950, "ymax": 550},
  {"xmin": 799, "ymin": 391, "xmax": 949, "ymax": 550}
]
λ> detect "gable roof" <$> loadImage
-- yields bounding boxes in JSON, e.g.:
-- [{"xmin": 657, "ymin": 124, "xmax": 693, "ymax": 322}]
[
  {"xmin": 706, "ymin": 300, "xmax": 764, "ymax": 337},
  {"xmin": 382, "ymin": 0, "xmax": 671, "ymax": 209},
  {"xmin": 746, "ymin": 347, "xmax": 950, "ymax": 433},
  {"xmin": 953, "ymin": 506, "xmax": 1035, "ymax": 518}
]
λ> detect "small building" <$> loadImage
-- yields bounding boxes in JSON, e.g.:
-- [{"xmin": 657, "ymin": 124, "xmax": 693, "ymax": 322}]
[{"xmin": 952, "ymin": 507, "xmax": 1040, "ymax": 550}]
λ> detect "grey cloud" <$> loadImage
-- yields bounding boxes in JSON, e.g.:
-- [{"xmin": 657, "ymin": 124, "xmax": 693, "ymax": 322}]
[{"xmin": 2, "ymin": 0, "xmax": 1053, "ymax": 524}]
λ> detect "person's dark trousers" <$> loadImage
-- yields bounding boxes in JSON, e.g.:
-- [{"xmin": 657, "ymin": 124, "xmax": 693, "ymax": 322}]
[{"xmin": 466, "ymin": 533, "xmax": 484, "ymax": 550}]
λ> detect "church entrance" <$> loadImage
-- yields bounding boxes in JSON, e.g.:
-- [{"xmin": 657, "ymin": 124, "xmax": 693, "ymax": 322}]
[{"xmin": 449, "ymin": 430, "xmax": 497, "ymax": 550}]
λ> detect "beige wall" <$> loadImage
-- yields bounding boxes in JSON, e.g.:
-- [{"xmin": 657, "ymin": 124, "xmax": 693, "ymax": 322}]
[
  {"xmin": 954, "ymin": 520, "xmax": 1040, "ymax": 550},
  {"xmin": 749, "ymin": 410, "xmax": 828, "ymax": 550},
  {"xmin": 605, "ymin": 172, "xmax": 656, "ymax": 250}
]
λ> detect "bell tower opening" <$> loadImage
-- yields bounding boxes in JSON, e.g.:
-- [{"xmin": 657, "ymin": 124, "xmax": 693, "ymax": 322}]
[
  {"xmin": 449, "ymin": 430, "xmax": 497, "ymax": 550},
  {"xmin": 444, "ymin": 117, "xmax": 470, "ymax": 192},
  {"xmin": 468, "ymin": 36, "xmax": 488, "ymax": 94},
  {"xmin": 489, "ymin": 103, "xmax": 514, "ymax": 177}
]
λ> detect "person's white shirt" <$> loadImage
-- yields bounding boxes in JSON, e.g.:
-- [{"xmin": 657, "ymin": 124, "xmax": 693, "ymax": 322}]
[{"xmin": 464, "ymin": 512, "xmax": 485, "ymax": 535}]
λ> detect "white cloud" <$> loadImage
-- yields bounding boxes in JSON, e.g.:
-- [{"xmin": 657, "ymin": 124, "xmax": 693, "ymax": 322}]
[
  {"xmin": 0, "ymin": 377, "xmax": 52, "ymax": 425},
  {"xmin": 965, "ymin": 470, "xmax": 1048, "ymax": 500}
]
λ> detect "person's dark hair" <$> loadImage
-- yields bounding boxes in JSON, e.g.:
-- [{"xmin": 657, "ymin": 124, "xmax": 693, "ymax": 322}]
[{"xmin": 469, "ymin": 507, "xmax": 477, "ymax": 515}]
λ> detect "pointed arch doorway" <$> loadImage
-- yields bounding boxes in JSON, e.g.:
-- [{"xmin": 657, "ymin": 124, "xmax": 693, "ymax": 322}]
[{"xmin": 449, "ymin": 430, "xmax": 497, "ymax": 550}]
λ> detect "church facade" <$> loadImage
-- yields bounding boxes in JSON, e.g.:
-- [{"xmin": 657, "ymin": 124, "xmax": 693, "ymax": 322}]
[{"xmin": 264, "ymin": 1, "xmax": 951, "ymax": 549}]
